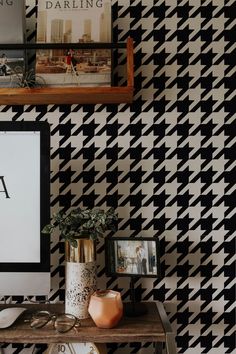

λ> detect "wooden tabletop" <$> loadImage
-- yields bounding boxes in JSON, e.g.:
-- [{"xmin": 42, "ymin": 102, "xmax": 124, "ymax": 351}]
[{"xmin": 0, "ymin": 302, "xmax": 168, "ymax": 344}]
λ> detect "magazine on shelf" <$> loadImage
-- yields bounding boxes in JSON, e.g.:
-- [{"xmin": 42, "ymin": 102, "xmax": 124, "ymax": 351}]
[
  {"xmin": 0, "ymin": 0, "xmax": 25, "ymax": 88},
  {"xmin": 36, "ymin": 0, "xmax": 112, "ymax": 87}
]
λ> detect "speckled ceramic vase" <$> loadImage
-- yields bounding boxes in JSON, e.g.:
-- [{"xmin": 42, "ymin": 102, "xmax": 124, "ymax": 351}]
[{"xmin": 65, "ymin": 238, "xmax": 96, "ymax": 319}]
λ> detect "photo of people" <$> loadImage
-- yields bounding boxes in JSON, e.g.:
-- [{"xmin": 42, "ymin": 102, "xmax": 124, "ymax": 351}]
[{"xmin": 113, "ymin": 239, "xmax": 158, "ymax": 276}]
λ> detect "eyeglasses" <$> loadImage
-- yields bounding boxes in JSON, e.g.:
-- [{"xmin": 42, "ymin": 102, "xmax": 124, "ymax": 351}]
[{"xmin": 28, "ymin": 311, "xmax": 81, "ymax": 333}]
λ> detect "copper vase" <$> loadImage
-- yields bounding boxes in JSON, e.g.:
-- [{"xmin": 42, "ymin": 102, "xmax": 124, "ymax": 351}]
[{"xmin": 88, "ymin": 290, "xmax": 123, "ymax": 328}]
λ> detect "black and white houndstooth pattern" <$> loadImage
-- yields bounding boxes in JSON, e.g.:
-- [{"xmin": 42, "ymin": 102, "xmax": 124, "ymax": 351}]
[{"xmin": 0, "ymin": 0, "xmax": 235, "ymax": 353}]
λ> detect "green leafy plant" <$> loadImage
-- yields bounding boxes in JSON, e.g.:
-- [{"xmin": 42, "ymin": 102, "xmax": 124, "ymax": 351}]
[{"xmin": 42, "ymin": 207, "xmax": 118, "ymax": 247}]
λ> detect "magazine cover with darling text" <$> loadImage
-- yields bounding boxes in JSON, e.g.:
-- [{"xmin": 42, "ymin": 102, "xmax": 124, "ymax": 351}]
[
  {"xmin": 36, "ymin": 0, "xmax": 112, "ymax": 87},
  {"xmin": 0, "ymin": 0, "xmax": 25, "ymax": 87}
]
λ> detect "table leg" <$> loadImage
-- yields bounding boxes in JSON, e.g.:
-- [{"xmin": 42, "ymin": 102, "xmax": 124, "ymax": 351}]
[
  {"xmin": 155, "ymin": 302, "xmax": 177, "ymax": 354},
  {"xmin": 154, "ymin": 342, "xmax": 164, "ymax": 354},
  {"xmin": 165, "ymin": 333, "xmax": 177, "ymax": 354}
]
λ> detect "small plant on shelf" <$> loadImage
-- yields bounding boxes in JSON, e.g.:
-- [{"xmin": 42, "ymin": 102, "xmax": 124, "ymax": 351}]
[
  {"xmin": 13, "ymin": 67, "xmax": 46, "ymax": 88},
  {"xmin": 42, "ymin": 207, "xmax": 118, "ymax": 247}
]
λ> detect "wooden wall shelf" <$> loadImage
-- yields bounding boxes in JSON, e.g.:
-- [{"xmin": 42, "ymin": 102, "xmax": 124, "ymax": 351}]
[{"xmin": 0, "ymin": 38, "xmax": 134, "ymax": 105}]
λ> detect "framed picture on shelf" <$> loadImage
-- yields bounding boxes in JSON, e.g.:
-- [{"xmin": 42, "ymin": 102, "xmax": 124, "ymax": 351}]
[
  {"xmin": 105, "ymin": 237, "xmax": 161, "ymax": 278},
  {"xmin": 36, "ymin": 0, "xmax": 112, "ymax": 87}
]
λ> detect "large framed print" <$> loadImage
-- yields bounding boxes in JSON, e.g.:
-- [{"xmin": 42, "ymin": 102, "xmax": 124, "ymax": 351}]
[
  {"xmin": 0, "ymin": 121, "xmax": 50, "ymax": 273},
  {"xmin": 105, "ymin": 237, "xmax": 161, "ymax": 278}
]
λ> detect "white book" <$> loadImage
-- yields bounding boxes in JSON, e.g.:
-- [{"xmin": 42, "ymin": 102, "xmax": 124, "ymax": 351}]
[
  {"xmin": 0, "ymin": 0, "xmax": 25, "ymax": 87},
  {"xmin": 36, "ymin": 0, "xmax": 112, "ymax": 87}
]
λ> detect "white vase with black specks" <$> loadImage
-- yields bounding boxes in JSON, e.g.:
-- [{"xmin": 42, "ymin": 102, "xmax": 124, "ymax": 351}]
[{"xmin": 65, "ymin": 238, "xmax": 96, "ymax": 319}]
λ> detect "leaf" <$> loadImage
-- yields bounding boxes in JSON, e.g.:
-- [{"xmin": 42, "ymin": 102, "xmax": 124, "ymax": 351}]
[
  {"xmin": 41, "ymin": 207, "xmax": 118, "ymax": 242},
  {"xmin": 42, "ymin": 224, "xmax": 54, "ymax": 234}
]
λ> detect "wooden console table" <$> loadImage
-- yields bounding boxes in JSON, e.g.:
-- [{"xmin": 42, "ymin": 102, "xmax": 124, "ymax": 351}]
[{"xmin": 0, "ymin": 302, "xmax": 177, "ymax": 354}]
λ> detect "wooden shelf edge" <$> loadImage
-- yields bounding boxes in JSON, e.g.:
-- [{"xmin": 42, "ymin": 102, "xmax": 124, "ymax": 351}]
[
  {"xmin": 0, "ymin": 38, "xmax": 134, "ymax": 105},
  {"xmin": 0, "ymin": 86, "xmax": 133, "ymax": 105}
]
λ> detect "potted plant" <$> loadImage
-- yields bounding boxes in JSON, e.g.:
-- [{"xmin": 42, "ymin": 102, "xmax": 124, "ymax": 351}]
[
  {"xmin": 42, "ymin": 207, "xmax": 117, "ymax": 319},
  {"xmin": 42, "ymin": 206, "xmax": 117, "ymax": 246}
]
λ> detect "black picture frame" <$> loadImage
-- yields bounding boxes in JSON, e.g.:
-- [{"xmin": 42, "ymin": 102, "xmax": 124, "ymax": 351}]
[
  {"xmin": 105, "ymin": 237, "xmax": 161, "ymax": 278},
  {"xmin": 0, "ymin": 121, "xmax": 50, "ymax": 273}
]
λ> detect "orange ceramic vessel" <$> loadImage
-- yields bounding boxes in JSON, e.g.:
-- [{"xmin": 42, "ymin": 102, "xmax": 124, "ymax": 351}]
[{"xmin": 88, "ymin": 290, "xmax": 123, "ymax": 329}]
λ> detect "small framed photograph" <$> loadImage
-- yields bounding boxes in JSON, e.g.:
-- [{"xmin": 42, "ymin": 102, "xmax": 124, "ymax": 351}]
[{"xmin": 105, "ymin": 237, "xmax": 161, "ymax": 277}]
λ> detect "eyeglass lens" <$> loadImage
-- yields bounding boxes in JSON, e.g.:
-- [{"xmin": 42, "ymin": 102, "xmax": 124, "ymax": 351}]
[
  {"xmin": 54, "ymin": 314, "xmax": 77, "ymax": 333},
  {"xmin": 30, "ymin": 311, "xmax": 51, "ymax": 329}
]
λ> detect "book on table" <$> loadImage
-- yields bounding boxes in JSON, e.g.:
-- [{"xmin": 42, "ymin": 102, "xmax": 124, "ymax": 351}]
[
  {"xmin": 36, "ymin": 0, "xmax": 112, "ymax": 87},
  {"xmin": 0, "ymin": 0, "xmax": 25, "ymax": 88}
]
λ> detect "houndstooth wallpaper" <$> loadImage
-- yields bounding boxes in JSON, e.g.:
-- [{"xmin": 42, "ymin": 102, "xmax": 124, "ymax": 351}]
[{"xmin": 0, "ymin": 0, "xmax": 235, "ymax": 353}]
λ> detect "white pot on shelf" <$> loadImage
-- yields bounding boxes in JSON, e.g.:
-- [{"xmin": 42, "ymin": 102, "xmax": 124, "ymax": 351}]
[{"xmin": 65, "ymin": 238, "xmax": 97, "ymax": 319}]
